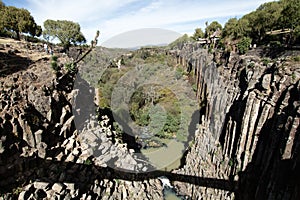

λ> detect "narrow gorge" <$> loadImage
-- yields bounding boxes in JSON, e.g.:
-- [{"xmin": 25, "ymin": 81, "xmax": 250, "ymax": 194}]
[{"xmin": 0, "ymin": 38, "xmax": 299, "ymax": 200}]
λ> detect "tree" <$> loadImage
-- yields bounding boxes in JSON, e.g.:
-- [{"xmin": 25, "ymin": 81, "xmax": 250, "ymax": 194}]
[
  {"xmin": 31, "ymin": 24, "xmax": 42, "ymax": 37},
  {"xmin": 168, "ymin": 34, "xmax": 193, "ymax": 49},
  {"xmin": 257, "ymin": 1, "xmax": 282, "ymax": 30},
  {"xmin": 0, "ymin": 6, "xmax": 41, "ymax": 39},
  {"xmin": 43, "ymin": 19, "xmax": 86, "ymax": 51},
  {"xmin": 233, "ymin": 1, "xmax": 283, "ymax": 43},
  {"xmin": 280, "ymin": 0, "xmax": 300, "ymax": 30},
  {"xmin": 223, "ymin": 16, "xmax": 253, "ymax": 41},
  {"xmin": 280, "ymin": 0, "xmax": 300, "ymax": 42},
  {"xmin": 236, "ymin": 17, "xmax": 252, "ymax": 38},
  {"xmin": 222, "ymin": 18, "xmax": 239, "ymax": 39},
  {"xmin": 252, "ymin": 1, "xmax": 282, "ymax": 41},
  {"xmin": 0, "ymin": 0, "xmax": 4, "ymax": 10},
  {"xmin": 237, "ymin": 37, "xmax": 252, "ymax": 54},
  {"xmin": 0, "ymin": 1, "xmax": 5, "ymax": 35},
  {"xmin": 205, "ymin": 21, "xmax": 222, "ymax": 38},
  {"xmin": 192, "ymin": 28, "xmax": 205, "ymax": 41}
]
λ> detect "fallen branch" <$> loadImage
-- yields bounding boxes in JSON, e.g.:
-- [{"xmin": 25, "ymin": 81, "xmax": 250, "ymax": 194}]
[{"xmin": 73, "ymin": 30, "xmax": 100, "ymax": 65}]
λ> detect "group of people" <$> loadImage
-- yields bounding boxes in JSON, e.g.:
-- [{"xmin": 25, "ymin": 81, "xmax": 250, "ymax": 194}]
[{"xmin": 43, "ymin": 43, "xmax": 53, "ymax": 55}]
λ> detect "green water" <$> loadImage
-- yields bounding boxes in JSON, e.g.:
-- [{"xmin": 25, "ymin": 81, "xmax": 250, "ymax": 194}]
[
  {"xmin": 141, "ymin": 138, "xmax": 185, "ymax": 200},
  {"xmin": 141, "ymin": 138, "xmax": 184, "ymax": 171},
  {"xmin": 164, "ymin": 188, "xmax": 182, "ymax": 200}
]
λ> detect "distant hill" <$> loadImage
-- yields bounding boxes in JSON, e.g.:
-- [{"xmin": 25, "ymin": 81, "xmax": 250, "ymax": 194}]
[{"xmin": 101, "ymin": 28, "xmax": 182, "ymax": 49}]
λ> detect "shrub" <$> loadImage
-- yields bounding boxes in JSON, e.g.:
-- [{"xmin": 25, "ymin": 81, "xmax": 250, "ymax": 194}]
[
  {"xmin": 248, "ymin": 62, "xmax": 255, "ymax": 68},
  {"xmin": 168, "ymin": 34, "xmax": 193, "ymax": 49},
  {"xmin": 293, "ymin": 56, "xmax": 300, "ymax": 62},
  {"xmin": 51, "ymin": 55, "xmax": 58, "ymax": 62},
  {"xmin": 175, "ymin": 67, "xmax": 184, "ymax": 80},
  {"xmin": 64, "ymin": 63, "xmax": 76, "ymax": 73},
  {"xmin": 51, "ymin": 61, "xmax": 59, "ymax": 71},
  {"xmin": 270, "ymin": 41, "xmax": 281, "ymax": 48},
  {"xmin": 291, "ymin": 72, "xmax": 296, "ymax": 81},
  {"xmin": 237, "ymin": 37, "xmax": 252, "ymax": 55},
  {"xmin": 217, "ymin": 39, "xmax": 226, "ymax": 50},
  {"xmin": 262, "ymin": 58, "xmax": 271, "ymax": 66},
  {"xmin": 192, "ymin": 84, "xmax": 197, "ymax": 92},
  {"xmin": 84, "ymin": 158, "xmax": 92, "ymax": 165}
]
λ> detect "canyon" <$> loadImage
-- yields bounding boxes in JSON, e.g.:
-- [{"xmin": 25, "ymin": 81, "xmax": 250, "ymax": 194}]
[{"xmin": 0, "ymin": 38, "xmax": 299, "ymax": 199}]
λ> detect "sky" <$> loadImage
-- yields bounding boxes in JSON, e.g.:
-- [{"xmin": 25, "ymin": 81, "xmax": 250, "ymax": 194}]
[{"xmin": 3, "ymin": 0, "xmax": 274, "ymax": 47}]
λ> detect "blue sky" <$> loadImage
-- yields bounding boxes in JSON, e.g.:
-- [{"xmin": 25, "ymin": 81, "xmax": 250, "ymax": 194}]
[{"xmin": 3, "ymin": 0, "xmax": 274, "ymax": 46}]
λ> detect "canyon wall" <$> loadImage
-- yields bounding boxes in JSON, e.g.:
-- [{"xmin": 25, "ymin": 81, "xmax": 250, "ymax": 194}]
[
  {"xmin": 0, "ymin": 40, "xmax": 163, "ymax": 200},
  {"xmin": 0, "ymin": 39, "xmax": 299, "ymax": 199},
  {"xmin": 171, "ymin": 43, "xmax": 300, "ymax": 199}
]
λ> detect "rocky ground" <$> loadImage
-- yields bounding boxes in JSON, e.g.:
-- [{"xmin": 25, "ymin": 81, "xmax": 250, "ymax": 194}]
[{"xmin": 0, "ymin": 38, "xmax": 163, "ymax": 199}]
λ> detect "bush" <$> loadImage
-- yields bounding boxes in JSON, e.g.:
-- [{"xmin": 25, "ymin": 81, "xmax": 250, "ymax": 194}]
[
  {"xmin": 248, "ymin": 62, "xmax": 255, "ymax": 68},
  {"xmin": 51, "ymin": 61, "xmax": 59, "ymax": 71},
  {"xmin": 293, "ymin": 56, "xmax": 300, "ymax": 62},
  {"xmin": 217, "ymin": 39, "xmax": 226, "ymax": 50},
  {"xmin": 51, "ymin": 55, "xmax": 58, "ymax": 62},
  {"xmin": 237, "ymin": 37, "xmax": 252, "ymax": 55},
  {"xmin": 291, "ymin": 72, "xmax": 296, "ymax": 81},
  {"xmin": 192, "ymin": 84, "xmax": 197, "ymax": 92},
  {"xmin": 64, "ymin": 63, "xmax": 76, "ymax": 73},
  {"xmin": 84, "ymin": 158, "xmax": 92, "ymax": 165},
  {"xmin": 269, "ymin": 41, "xmax": 282, "ymax": 48},
  {"xmin": 262, "ymin": 58, "xmax": 271, "ymax": 66},
  {"xmin": 168, "ymin": 34, "xmax": 193, "ymax": 49},
  {"xmin": 175, "ymin": 68, "xmax": 184, "ymax": 80}
]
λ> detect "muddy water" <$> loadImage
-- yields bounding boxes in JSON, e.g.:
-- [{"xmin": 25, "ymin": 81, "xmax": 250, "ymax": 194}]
[
  {"xmin": 141, "ymin": 138, "xmax": 185, "ymax": 171},
  {"xmin": 164, "ymin": 188, "xmax": 182, "ymax": 200}
]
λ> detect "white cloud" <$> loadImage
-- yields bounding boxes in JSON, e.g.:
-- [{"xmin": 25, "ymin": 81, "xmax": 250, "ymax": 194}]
[{"xmin": 15, "ymin": 0, "xmax": 274, "ymax": 44}]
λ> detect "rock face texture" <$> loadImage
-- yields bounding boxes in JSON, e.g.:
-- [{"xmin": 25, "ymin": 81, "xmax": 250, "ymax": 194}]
[
  {"xmin": 171, "ymin": 44, "xmax": 300, "ymax": 199},
  {"xmin": 0, "ymin": 38, "xmax": 299, "ymax": 200},
  {"xmin": 0, "ymin": 39, "xmax": 162, "ymax": 200}
]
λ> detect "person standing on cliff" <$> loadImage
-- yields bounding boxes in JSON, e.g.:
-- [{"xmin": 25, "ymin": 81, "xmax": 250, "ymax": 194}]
[
  {"xmin": 44, "ymin": 43, "xmax": 48, "ymax": 53},
  {"xmin": 49, "ymin": 45, "xmax": 53, "ymax": 55}
]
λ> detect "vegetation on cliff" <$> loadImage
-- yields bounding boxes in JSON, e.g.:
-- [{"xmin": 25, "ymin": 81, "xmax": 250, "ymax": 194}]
[
  {"xmin": 223, "ymin": 0, "xmax": 300, "ymax": 44},
  {"xmin": 0, "ymin": 1, "xmax": 42, "ymax": 39},
  {"xmin": 0, "ymin": 0, "xmax": 87, "ymax": 50},
  {"xmin": 188, "ymin": 0, "xmax": 300, "ymax": 54},
  {"xmin": 43, "ymin": 19, "xmax": 86, "ymax": 51}
]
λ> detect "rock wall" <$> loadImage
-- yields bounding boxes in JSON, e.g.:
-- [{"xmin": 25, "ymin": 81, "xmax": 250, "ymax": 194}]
[
  {"xmin": 1, "ymin": 39, "xmax": 299, "ymax": 200},
  {"xmin": 171, "ymin": 44, "xmax": 300, "ymax": 199},
  {"xmin": 0, "ymin": 40, "xmax": 163, "ymax": 199}
]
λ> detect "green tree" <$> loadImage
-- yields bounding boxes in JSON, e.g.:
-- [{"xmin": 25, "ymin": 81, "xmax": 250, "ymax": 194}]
[
  {"xmin": 280, "ymin": 0, "xmax": 300, "ymax": 42},
  {"xmin": 0, "ymin": 0, "xmax": 4, "ymax": 9},
  {"xmin": 280, "ymin": 0, "xmax": 300, "ymax": 30},
  {"xmin": 234, "ymin": 1, "xmax": 283, "ymax": 43},
  {"xmin": 222, "ymin": 18, "xmax": 239, "ymax": 39},
  {"xmin": 223, "ymin": 16, "xmax": 252, "ymax": 40},
  {"xmin": 0, "ymin": 6, "xmax": 41, "ymax": 39},
  {"xmin": 237, "ymin": 37, "xmax": 252, "ymax": 54},
  {"xmin": 236, "ymin": 17, "xmax": 252, "ymax": 38},
  {"xmin": 168, "ymin": 34, "xmax": 193, "ymax": 49},
  {"xmin": 205, "ymin": 21, "xmax": 222, "ymax": 37},
  {"xmin": 0, "ymin": 1, "xmax": 5, "ymax": 35},
  {"xmin": 43, "ymin": 19, "xmax": 86, "ymax": 51},
  {"xmin": 257, "ymin": 1, "xmax": 282, "ymax": 30},
  {"xmin": 192, "ymin": 28, "xmax": 205, "ymax": 41},
  {"xmin": 252, "ymin": 1, "xmax": 282, "ymax": 41},
  {"xmin": 240, "ymin": 12, "xmax": 258, "ymax": 39}
]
